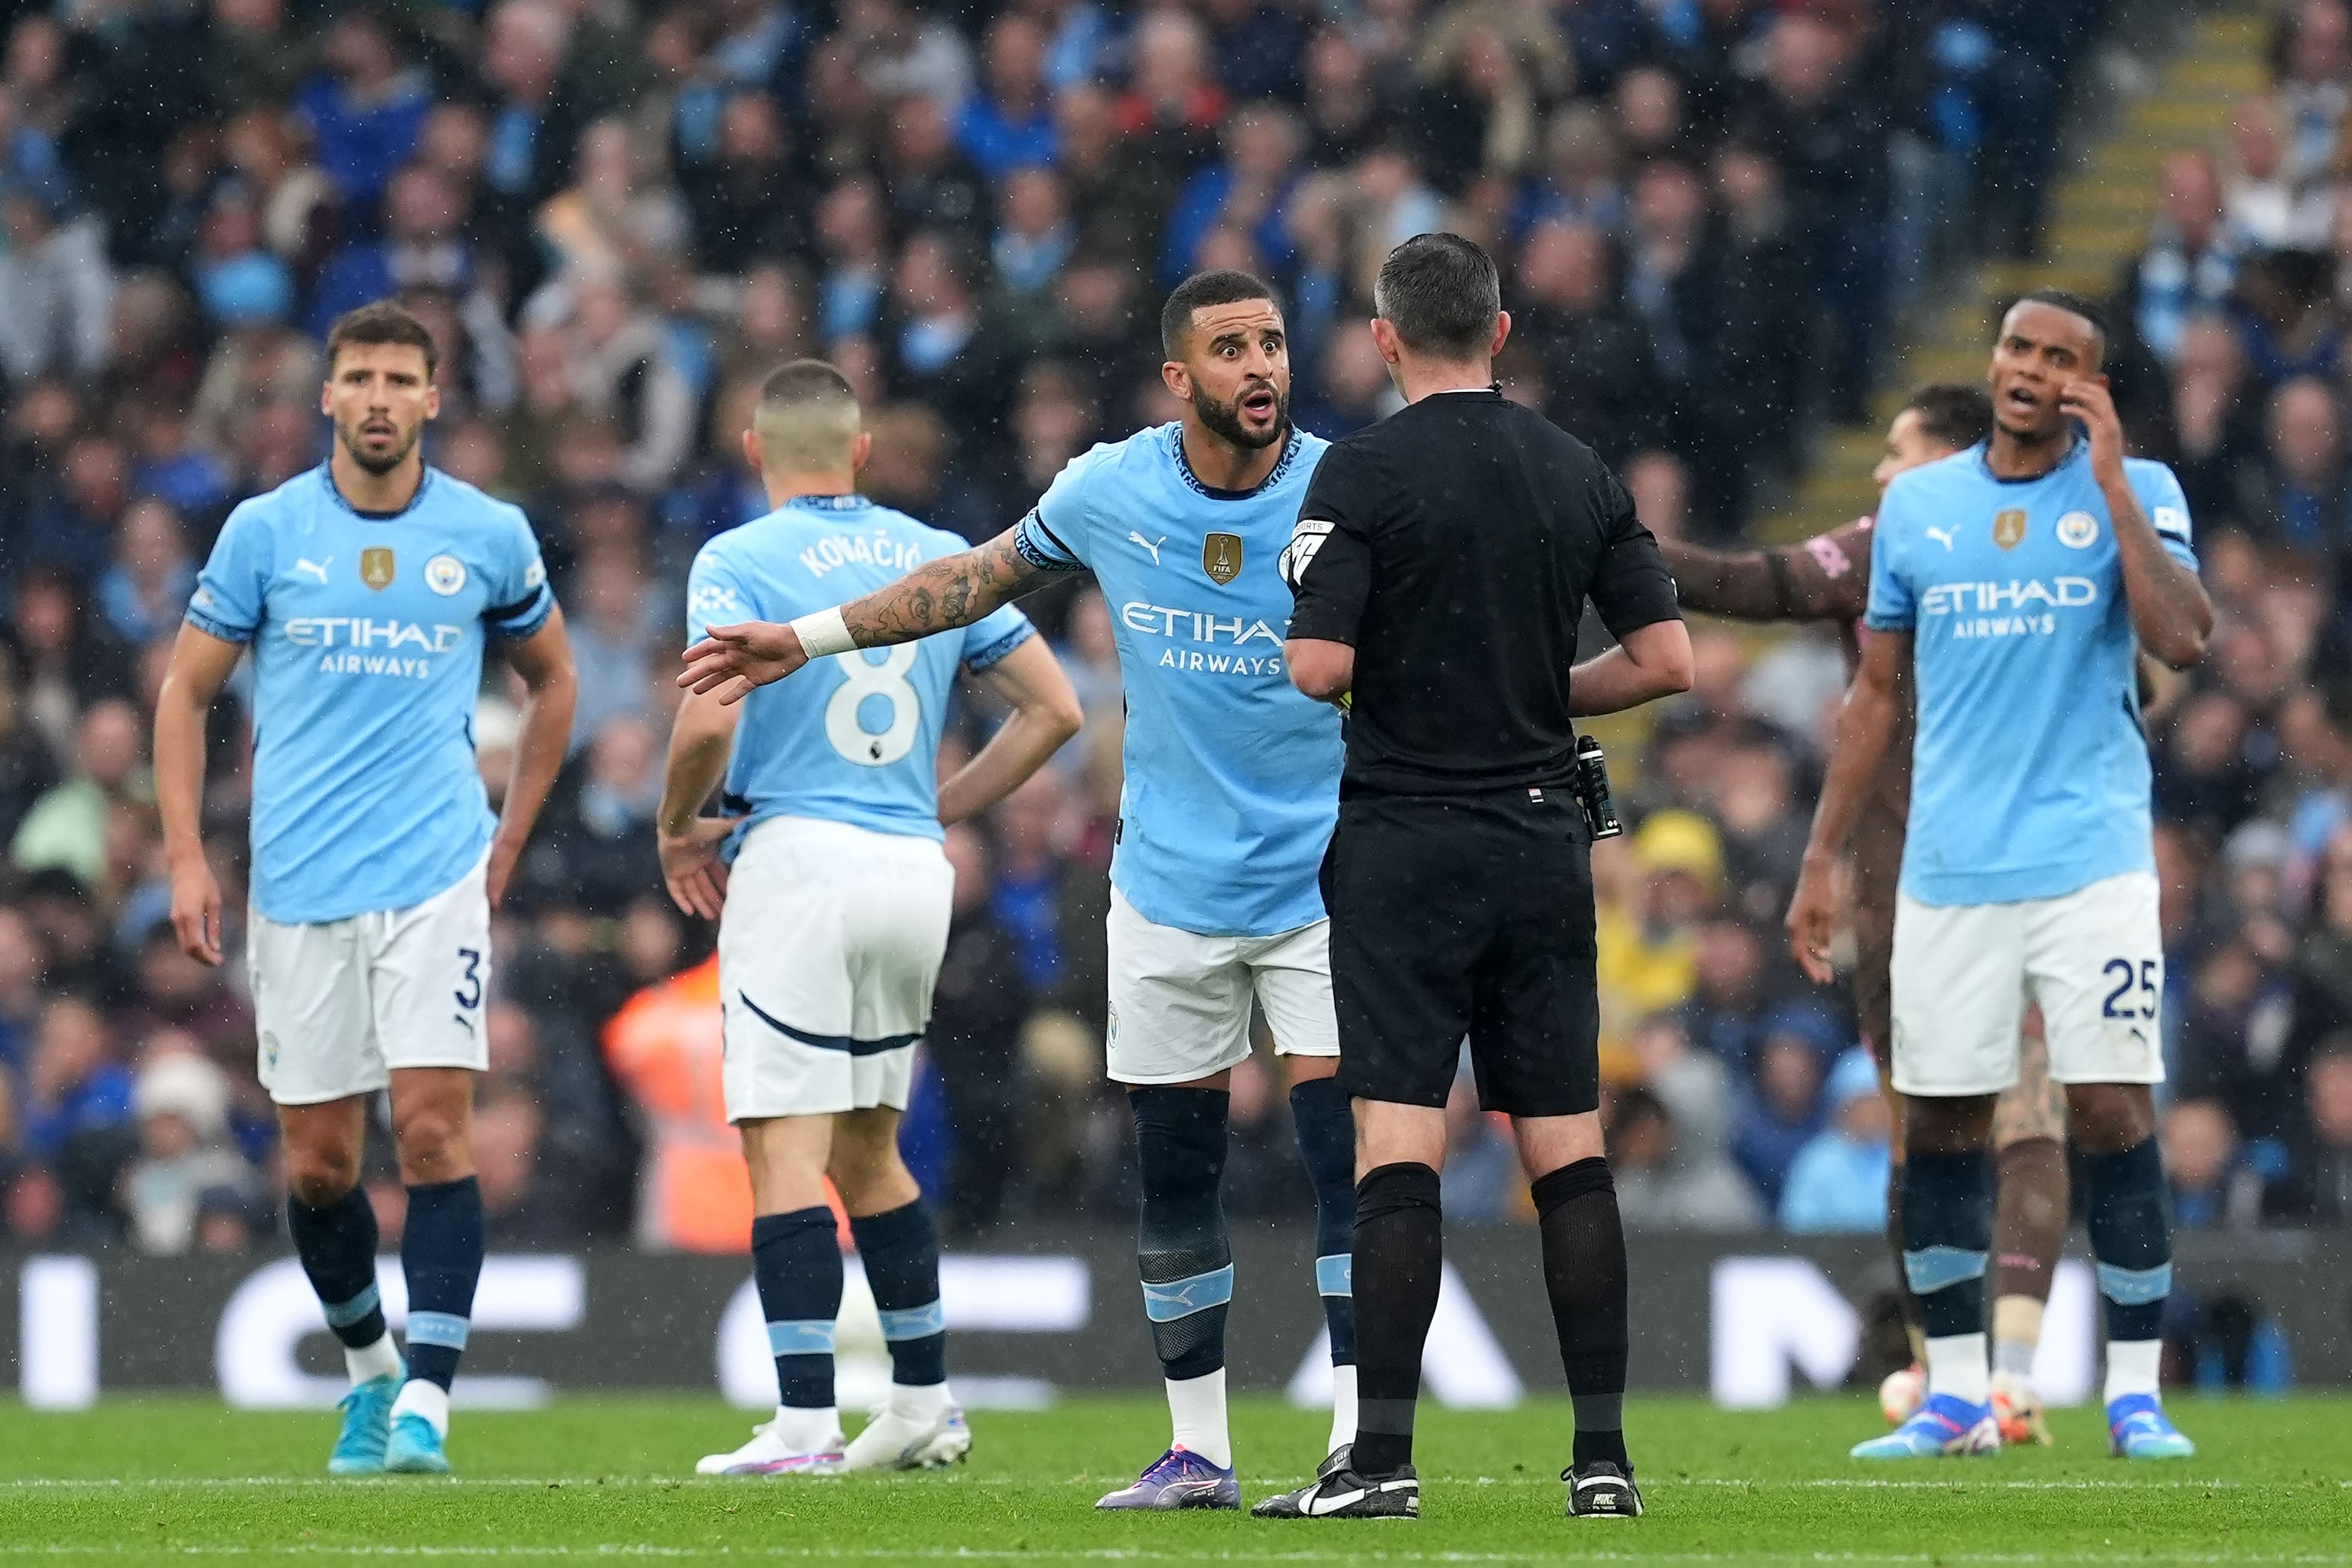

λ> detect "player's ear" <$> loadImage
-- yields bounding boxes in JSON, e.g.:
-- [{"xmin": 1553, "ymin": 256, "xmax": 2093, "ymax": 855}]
[
  {"xmin": 1161, "ymin": 359, "xmax": 1190, "ymax": 400},
  {"xmin": 422, "ymin": 381, "xmax": 441, "ymax": 421},
  {"xmin": 1490, "ymin": 310, "xmax": 1512, "ymax": 359},
  {"xmin": 1369, "ymin": 318, "xmax": 1401, "ymax": 367},
  {"xmin": 741, "ymin": 427, "xmax": 763, "ymax": 473},
  {"xmin": 850, "ymin": 430, "xmax": 873, "ymax": 474}
]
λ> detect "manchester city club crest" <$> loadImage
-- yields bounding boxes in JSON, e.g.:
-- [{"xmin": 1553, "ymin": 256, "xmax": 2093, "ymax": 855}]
[
  {"xmin": 1993, "ymin": 508, "xmax": 2027, "ymax": 550},
  {"xmin": 2057, "ymin": 510, "xmax": 2099, "ymax": 549},
  {"xmin": 361, "ymin": 546, "xmax": 396, "ymax": 589},
  {"xmin": 1203, "ymin": 532, "xmax": 1242, "ymax": 585},
  {"xmin": 425, "ymin": 553, "xmax": 468, "ymax": 595}
]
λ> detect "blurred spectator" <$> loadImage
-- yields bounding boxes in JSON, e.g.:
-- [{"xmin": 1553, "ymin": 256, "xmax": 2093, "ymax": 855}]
[
  {"xmin": 11, "ymin": 698, "xmax": 146, "ymax": 888},
  {"xmin": 95, "ymin": 500, "xmax": 195, "ymax": 649},
  {"xmin": 2127, "ymin": 150, "xmax": 2244, "ymax": 363},
  {"xmin": 1729, "ymin": 1001, "xmax": 1839, "ymax": 1207},
  {"xmin": 0, "ymin": 175, "xmax": 112, "ymax": 385},
  {"xmin": 1441, "ymin": 1074, "xmax": 1519, "ymax": 1222},
  {"xmin": 2164, "ymin": 1097, "xmax": 2269, "ymax": 1228},
  {"xmin": 929, "ymin": 824, "xmax": 1032, "ymax": 1237},
  {"xmin": 1778, "ymin": 1049, "xmax": 1893, "ymax": 1234},
  {"xmin": 293, "ymin": 9, "xmax": 431, "ymax": 210},
  {"xmin": 1607, "ymin": 1085, "xmax": 1765, "ymax": 1231},
  {"xmin": 119, "ymin": 1050, "xmax": 258, "ymax": 1255},
  {"xmin": 603, "ymin": 954, "xmax": 750, "ymax": 1252},
  {"xmin": 2272, "ymin": 1039, "xmax": 2352, "ymax": 1221}
]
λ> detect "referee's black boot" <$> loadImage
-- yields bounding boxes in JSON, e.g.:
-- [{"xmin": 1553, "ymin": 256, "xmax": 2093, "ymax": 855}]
[
  {"xmin": 1565, "ymin": 1459, "xmax": 1642, "ymax": 1518},
  {"xmin": 1251, "ymin": 1447, "xmax": 1418, "ymax": 1520}
]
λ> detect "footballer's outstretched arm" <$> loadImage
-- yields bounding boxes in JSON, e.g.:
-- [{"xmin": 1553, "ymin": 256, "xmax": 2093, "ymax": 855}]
[
  {"xmin": 1660, "ymin": 529, "xmax": 1873, "ymax": 624},
  {"xmin": 492, "ymin": 607, "xmax": 578, "ymax": 907},
  {"xmin": 937, "ymin": 636, "xmax": 1086, "ymax": 825},
  {"xmin": 1786, "ymin": 626, "xmax": 1912, "ymax": 983},
  {"xmin": 681, "ymin": 529, "xmax": 1067, "ymax": 704},
  {"xmin": 154, "ymin": 623, "xmax": 247, "ymax": 965}
]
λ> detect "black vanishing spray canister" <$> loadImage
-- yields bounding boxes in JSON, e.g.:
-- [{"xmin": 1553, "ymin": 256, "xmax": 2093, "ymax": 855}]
[{"xmin": 1573, "ymin": 735, "xmax": 1622, "ymax": 840}]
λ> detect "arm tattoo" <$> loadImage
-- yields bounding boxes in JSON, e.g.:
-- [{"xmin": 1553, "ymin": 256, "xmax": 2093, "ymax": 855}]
[{"xmin": 840, "ymin": 530, "xmax": 1060, "ymax": 647}]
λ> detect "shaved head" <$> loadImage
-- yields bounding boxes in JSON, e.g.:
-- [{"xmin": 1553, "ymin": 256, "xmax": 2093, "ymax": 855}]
[{"xmin": 752, "ymin": 359, "xmax": 862, "ymax": 474}]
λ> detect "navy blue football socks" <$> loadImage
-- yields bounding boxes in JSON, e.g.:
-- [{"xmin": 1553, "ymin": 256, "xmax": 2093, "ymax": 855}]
[
  {"xmin": 850, "ymin": 1200, "xmax": 948, "ymax": 1389},
  {"xmin": 290, "ymin": 1183, "xmax": 386, "ymax": 1350},
  {"xmin": 1288, "ymin": 1076, "xmax": 1359, "ymax": 1366},
  {"xmin": 400, "ymin": 1176, "xmax": 485, "ymax": 1392},
  {"xmin": 1901, "ymin": 1149, "xmax": 1993, "ymax": 1342},
  {"xmin": 753, "ymin": 1206, "xmax": 844, "ymax": 1409},
  {"xmin": 1130, "ymin": 1087, "xmax": 1234, "ymax": 1382}
]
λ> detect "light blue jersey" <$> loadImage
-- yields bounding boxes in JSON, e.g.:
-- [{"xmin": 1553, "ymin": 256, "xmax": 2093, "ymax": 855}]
[
  {"xmin": 688, "ymin": 495, "xmax": 1035, "ymax": 841},
  {"xmin": 189, "ymin": 465, "xmax": 555, "ymax": 925},
  {"xmin": 1865, "ymin": 437, "xmax": 2199, "ymax": 906},
  {"xmin": 1012, "ymin": 424, "xmax": 1341, "ymax": 937}
]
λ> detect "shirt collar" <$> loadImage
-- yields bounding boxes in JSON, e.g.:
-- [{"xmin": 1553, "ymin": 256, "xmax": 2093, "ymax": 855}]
[
  {"xmin": 785, "ymin": 493, "xmax": 872, "ymax": 511},
  {"xmin": 1169, "ymin": 424, "xmax": 1303, "ymax": 501},
  {"xmin": 318, "ymin": 461, "xmax": 434, "ymax": 520}
]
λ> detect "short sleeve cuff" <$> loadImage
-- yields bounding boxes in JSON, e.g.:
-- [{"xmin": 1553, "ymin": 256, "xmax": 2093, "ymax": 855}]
[
  {"xmin": 185, "ymin": 606, "xmax": 255, "ymax": 644},
  {"xmin": 1283, "ymin": 605, "xmax": 1359, "ymax": 647},
  {"xmin": 1013, "ymin": 510, "xmax": 1086, "ymax": 572},
  {"xmin": 1862, "ymin": 610, "xmax": 1914, "ymax": 633},
  {"xmin": 963, "ymin": 622, "xmax": 1036, "ymax": 672}
]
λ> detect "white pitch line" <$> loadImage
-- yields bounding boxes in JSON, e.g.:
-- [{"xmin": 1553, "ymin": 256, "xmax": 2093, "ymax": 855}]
[
  {"xmin": 2, "ymin": 1549, "xmax": 2351, "ymax": 1566},
  {"xmin": 0, "ymin": 1475, "xmax": 2304, "ymax": 1492}
]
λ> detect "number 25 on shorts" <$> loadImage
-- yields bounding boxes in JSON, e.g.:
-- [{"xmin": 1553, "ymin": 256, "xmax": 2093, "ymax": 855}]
[{"xmin": 2099, "ymin": 958, "xmax": 2158, "ymax": 1020}]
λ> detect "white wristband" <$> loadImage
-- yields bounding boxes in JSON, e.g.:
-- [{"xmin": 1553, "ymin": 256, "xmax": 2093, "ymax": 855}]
[{"xmin": 789, "ymin": 607, "xmax": 856, "ymax": 658}]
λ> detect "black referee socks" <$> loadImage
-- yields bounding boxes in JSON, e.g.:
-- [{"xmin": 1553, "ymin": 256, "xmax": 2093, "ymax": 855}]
[
  {"xmin": 1130, "ymin": 1088, "xmax": 1235, "ymax": 1382},
  {"xmin": 1533, "ymin": 1157, "xmax": 1631, "ymax": 1470},
  {"xmin": 1352, "ymin": 1161, "xmax": 1443, "ymax": 1478}
]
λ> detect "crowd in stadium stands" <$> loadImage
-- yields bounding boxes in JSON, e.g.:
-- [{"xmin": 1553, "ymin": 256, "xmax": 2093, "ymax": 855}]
[{"xmin": 10, "ymin": 0, "xmax": 2338, "ymax": 1262}]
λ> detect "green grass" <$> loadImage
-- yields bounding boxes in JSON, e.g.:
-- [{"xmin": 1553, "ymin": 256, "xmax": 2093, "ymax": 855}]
[{"xmin": 2, "ymin": 1394, "xmax": 2346, "ymax": 1564}]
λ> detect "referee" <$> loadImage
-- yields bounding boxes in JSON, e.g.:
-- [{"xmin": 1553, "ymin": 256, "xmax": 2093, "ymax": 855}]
[{"xmin": 1255, "ymin": 234, "xmax": 1692, "ymax": 1523}]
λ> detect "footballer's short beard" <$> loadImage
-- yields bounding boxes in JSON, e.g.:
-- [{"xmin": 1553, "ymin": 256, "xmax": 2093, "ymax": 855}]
[
  {"xmin": 340, "ymin": 422, "xmax": 420, "ymax": 477},
  {"xmin": 1191, "ymin": 382, "xmax": 1288, "ymax": 450}
]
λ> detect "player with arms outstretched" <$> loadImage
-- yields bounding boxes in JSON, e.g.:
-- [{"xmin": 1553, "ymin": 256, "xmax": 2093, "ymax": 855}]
[
  {"xmin": 154, "ymin": 303, "xmax": 577, "ymax": 1476},
  {"xmin": 1788, "ymin": 292, "xmax": 2210, "ymax": 1461},
  {"xmin": 1664, "ymin": 383, "xmax": 2072, "ymax": 1445},
  {"xmin": 660, "ymin": 361, "xmax": 1083, "ymax": 1477},
  {"xmin": 680, "ymin": 272, "xmax": 1361, "ymax": 1510}
]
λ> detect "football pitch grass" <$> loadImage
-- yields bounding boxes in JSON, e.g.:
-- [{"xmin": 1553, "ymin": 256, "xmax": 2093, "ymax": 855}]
[{"xmin": 3, "ymin": 1394, "xmax": 2348, "ymax": 1566}]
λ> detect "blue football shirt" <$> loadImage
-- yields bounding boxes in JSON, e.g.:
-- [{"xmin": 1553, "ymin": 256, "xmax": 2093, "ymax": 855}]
[
  {"xmin": 1012, "ymin": 424, "xmax": 1342, "ymax": 938},
  {"xmin": 687, "ymin": 495, "xmax": 1035, "ymax": 842},
  {"xmin": 188, "ymin": 464, "xmax": 555, "ymax": 924},
  {"xmin": 1864, "ymin": 437, "xmax": 2199, "ymax": 906}
]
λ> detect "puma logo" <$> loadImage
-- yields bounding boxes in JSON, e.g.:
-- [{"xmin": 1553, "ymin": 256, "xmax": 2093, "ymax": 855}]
[
  {"xmin": 1129, "ymin": 532, "xmax": 1167, "ymax": 565},
  {"xmin": 294, "ymin": 557, "xmax": 332, "ymax": 583},
  {"xmin": 1924, "ymin": 526, "xmax": 1957, "ymax": 551}
]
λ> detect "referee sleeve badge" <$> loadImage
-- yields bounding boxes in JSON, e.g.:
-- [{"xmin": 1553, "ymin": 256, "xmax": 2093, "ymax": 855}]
[{"xmin": 1279, "ymin": 520, "xmax": 1332, "ymax": 588}]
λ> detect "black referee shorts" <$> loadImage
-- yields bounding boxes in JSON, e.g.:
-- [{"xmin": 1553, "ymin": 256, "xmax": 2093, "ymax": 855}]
[{"xmin": 1322, "ymin": 788, "xmax": 1600, "ymax": 1119}]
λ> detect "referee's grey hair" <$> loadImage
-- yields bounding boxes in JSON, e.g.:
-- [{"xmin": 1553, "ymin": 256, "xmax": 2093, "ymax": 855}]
[{"xmin": 1374, "ymin": 233, "xmax": 1501, "ymax": 359}]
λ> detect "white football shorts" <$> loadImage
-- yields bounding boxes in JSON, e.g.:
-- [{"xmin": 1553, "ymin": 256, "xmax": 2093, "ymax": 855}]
[
  {"xmin": 1889, "ymin": 870, "xmax": 2164, "ymax": 1098},
  {"xmin": 718, "ymin": 815, "xmax": 955, "ymax": 1122},
  {"xmin": 248, "ymin": 849, "xmax": 492, "ymax": 1106},
  {"xmin": 1105, "ymin": 887, "xmax": 1339, "ymax": 1085}
]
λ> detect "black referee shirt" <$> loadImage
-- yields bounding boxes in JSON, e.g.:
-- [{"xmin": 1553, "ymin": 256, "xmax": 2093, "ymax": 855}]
[{"xmin": 1285, "ymin": 388, "xmax": 1680, "ymax": 796}]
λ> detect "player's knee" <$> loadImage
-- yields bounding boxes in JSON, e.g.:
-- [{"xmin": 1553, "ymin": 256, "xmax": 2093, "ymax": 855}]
[
  {"xmin": 2065, "ymin": 1083, "xmax": 2155, "ymax": 1151},
  {"xmin": 392, "ymin": 1105, "xmax": 468, "ymax": 1181},
  {"xmin": 285, "ymin": 1144, "xmax": 361, "ymax": 1207}
]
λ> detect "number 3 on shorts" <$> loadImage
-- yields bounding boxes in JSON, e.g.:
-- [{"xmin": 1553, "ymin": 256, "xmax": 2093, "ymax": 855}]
[
  {"xmin": 2099, "ymin": 958, "xmax": 2157, "ymax": 1020},
  {"xmin": 455, "ymin": 946, "xmax": 483, "ymax": 1013},
  {"xmin": 825, "ymin": 647, "xmax": 921, "ymax": 767}
]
